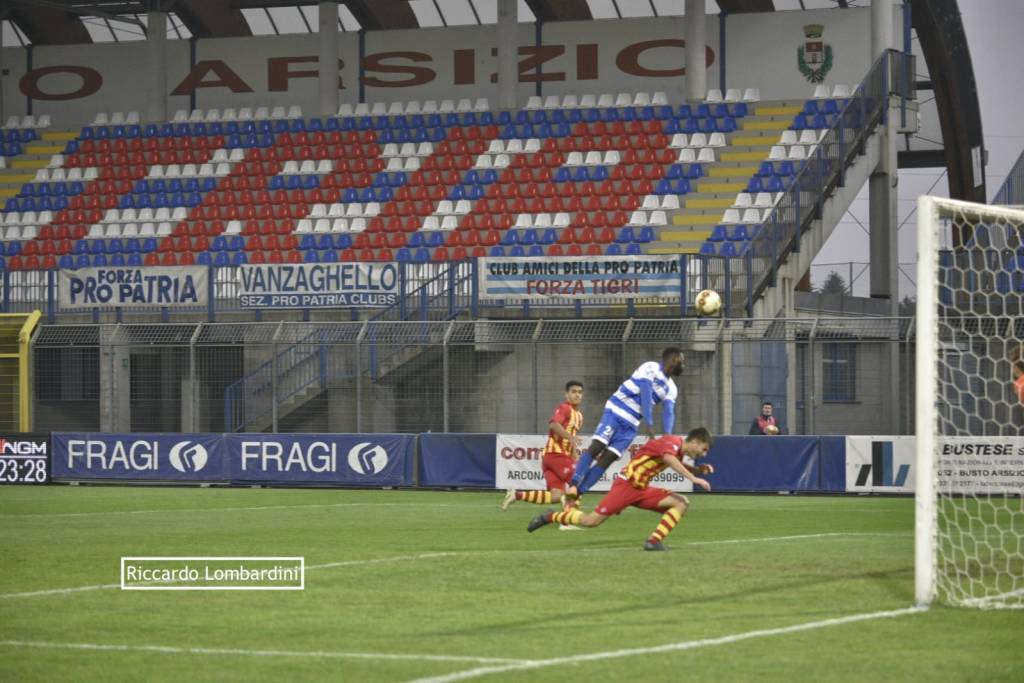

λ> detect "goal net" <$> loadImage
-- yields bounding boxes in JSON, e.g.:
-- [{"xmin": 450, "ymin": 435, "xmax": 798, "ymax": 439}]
[{"xmin": 916, "ymin": 196, "xmax": 1024, "ymax": 609}]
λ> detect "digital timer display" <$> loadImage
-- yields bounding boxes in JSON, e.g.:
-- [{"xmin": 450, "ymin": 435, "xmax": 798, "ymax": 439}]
[{"xmin": 0, "ymin": 435, "xmax": 49, "ymax": 485}]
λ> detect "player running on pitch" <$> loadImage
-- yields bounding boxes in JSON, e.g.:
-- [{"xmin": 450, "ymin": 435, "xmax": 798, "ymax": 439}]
[
  {"xmin": 566, "ymin": 347, "xmax": 684, "ymax": 498},
  {"xmin": 502, "ymin": 380, "xmax": 584, "ymax": 511},
  {"xmin": 527, "ymin": 427, "xmax": 714, "ymax": 551}
]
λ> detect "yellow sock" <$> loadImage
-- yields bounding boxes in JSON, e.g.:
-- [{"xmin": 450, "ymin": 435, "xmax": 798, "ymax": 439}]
[
  {"xmin": 551, "ymin": 509, "xmax": 582, "ymax": 525},
  {"xmin": 517, "ymin": 490, "xmax": 552, "ymax": 505},
  {"xmin": 648, "ymin": 508, "xmax": 682, "ymax": 543}
]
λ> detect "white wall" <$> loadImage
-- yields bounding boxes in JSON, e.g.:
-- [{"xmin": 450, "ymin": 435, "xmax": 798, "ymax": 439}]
[{"xmin": 0, "ymin": 8, "xmax": 887, "ymax": 128}]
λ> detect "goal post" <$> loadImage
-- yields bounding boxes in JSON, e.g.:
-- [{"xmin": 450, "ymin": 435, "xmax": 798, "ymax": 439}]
[{"xmin": 915, "ymin": 195, "xmax": 1024, "ymax": 609}]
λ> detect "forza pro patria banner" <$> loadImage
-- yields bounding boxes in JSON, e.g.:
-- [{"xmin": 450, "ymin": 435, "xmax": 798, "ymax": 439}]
[
  {"xmin": 58, "ymin": 266, "xmax": 208, "ymax": 309},
  {"xmin": 238, "ymin": 263, "xmax": 399, "ymax": 308}
]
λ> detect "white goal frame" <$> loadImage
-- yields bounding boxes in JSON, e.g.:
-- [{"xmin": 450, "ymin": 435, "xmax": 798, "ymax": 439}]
[{"xmin": 915, "ymin": 195, "xmax": 1024, "ymax": 607}]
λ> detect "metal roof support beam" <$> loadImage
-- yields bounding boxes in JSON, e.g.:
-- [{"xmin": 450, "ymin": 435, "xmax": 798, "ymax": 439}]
[
  {"xmin": 685, "ymin": 0, "xmax": 706, "ymax": 102},
  {"xmin": 318, "ymin": 0, "xmax": 340, "ymax": 116},
  {"xmin": 147, "ymin": 7, "xmax": 168, "ymax": 123},
  {"xmin": 8, "ymin": 1, "xmax": 92, "ymax": 45},
  {"xmin": 175, "ymin": 0, "xmax": 251, "ymax": 38},
  {"xmin": 523, "ymin": 0, "xmax": 591, "ymax": 21},
  {"xmin": 910, "ymin": 0, "xmax": 986, "ymax": 201},
  {"xmin": 343, "ymin": 0, "xmax": 417, "ymax": 30},
  {"xmin": 496, "ymin": 0, "xmax": 517, "ymax": 110}
]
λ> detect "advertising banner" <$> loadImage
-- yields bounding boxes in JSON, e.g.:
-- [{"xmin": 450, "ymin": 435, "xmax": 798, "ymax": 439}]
[
  {"xmin": 418, "ymin": 434, "xmax": 497, "ymax": 488},
  {"xmin": 479, "ymin": 256, "xmax": 682, "ymax": 302},
  {"xmin": 52, "ymin": 433, "xmax": 225, "ymax": 481},
  {"xmin": 845, "ymin": 436, "xmax": 915, "ymax": 493},
  {"xmin": 0, "ymin": 433, "xmax": 50, "ymax": 485},
  {"xmin": 935, "ymin": 437, "xmax": 1024, "ymax": 495},
  {"xmin": 224, "ymin": 433, "xmax": 413, "ymax": 486},
  {"xmin": 58, "ymin": 266, "xmax": 208, "ymax": 310},
  {"xmin": 495, "ymin": 434, "xmax": 694, "ymax": 493},
  {"xmin": 237, "ymin": 263, "xmax": 400, "ymax": 309}
]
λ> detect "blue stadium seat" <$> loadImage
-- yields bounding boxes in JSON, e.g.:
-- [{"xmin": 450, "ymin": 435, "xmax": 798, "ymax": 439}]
[
  {"xmin": 605, "ymin": 243, "xmax": 622, "ymax": 255},
  {"xmin": 729, "ymin": 225, "xmax": 751, "ymax": 241},
  {"xmin": 700, "ymin": 243, "xmax": 717, "ymax": 256},
  {"xmin": 625, "ymin": 243, "xmax": 642, "ymax": 255},
  {"xmin": 616, "ymin": 227, "xmax": 635, "ymax": 244},
  {"xmin": 636, "ymin": 227, "xmax": 655, "ymax": 243},
  {"xmin": 501, "ymin": 230, "xmax": 519, "ymax": 246},
  {"xmin": 520, "ymin": 230, "xmax": 538, "ymax": 246},
  {"xmin": 335, "ymin": 234, "xmax": 353, "ymax": 250},
  {"xmin": 75, "ymin": 254, "xmax": 91, "ymax": 268},
  {"xmin": 765, "ymin": 177, "xmax": 786, "ymax": 192},
  {"xmin": 127, "ymin": 253, "xmax": 143, "ymax": 266},
  {"xmin": 746, "ymin": 177, "xmax": 763, "ymax": 193},
  {"xmin": 58, "ymin": 255, "xmax": 75, "ymax": 269},
  {"xmin": 141, "ymin": 237, "xmax": 159, "ymax": 252},
  {"xmin": 303, "ymin": 250, "xmax": 319, "ymax": 263},
  {"xmin": 509, "ymin": 246, "xmax": 526, "ymax": 257},
  {"xmin": 540, "ymin": 228, "xmax": 558, "ymax": 245},
  {"xmin": 395, "ymin": 247, "xmax": 412, "ymax": 262},
  {"xmin": 758, "ymin": 161, "xmax": 775, "ymax": 178},
  {"xmin": 408, "ymin": 232, "xmax": 425, "ymax": 248},
  {"xmin": 709, "ymin": 225, "xmax": 728, "ymax": 242},
  {"xmin": 213, "ymin": 252, "xmax": 231, "ymax": 266},
  {"xmin": 413, "ymin": 247, "xmax": 430, "ymax": 263},
  {"xmin": 489, "ymin": 246, "xmax": 506, "ymax": 257},
  {"xmin": 722, "ymin": 242, "xmax": 744, "ymax": 257},
  {"xmin": 89, "ymin": 240, "xmax": 106, "ymax": 255},
  {"xmin": 300, "ymin": 234, "xmax": 318, "ymax": 250},
  {"xmin": 91, "ymin": 254, "xmax": 108, "ymax": 267},
  {"xmin": 425, "ymin": 232, "xmax": 445, "ymax": 248},
  {"xmin": 321, "ymin": 250, "xmax": 338, "ymax": 262},
  {"xmin": 231, "ymin": 252, "xmax": 248, "ymax": 265}
]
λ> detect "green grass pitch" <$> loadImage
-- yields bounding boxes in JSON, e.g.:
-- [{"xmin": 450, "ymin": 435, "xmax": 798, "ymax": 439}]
[{"xmin": 1, "ymin": 486, "xmax": 1021, "ymax": 682}]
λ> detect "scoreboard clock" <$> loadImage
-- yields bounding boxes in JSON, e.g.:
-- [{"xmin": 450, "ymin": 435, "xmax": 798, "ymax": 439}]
[{"xmin": 0, "ymin": 434, "xmax": 49, "ymax": 485}]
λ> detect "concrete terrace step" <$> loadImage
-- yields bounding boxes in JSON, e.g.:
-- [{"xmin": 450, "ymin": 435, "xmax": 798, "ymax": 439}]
[
  {"xmin": 9, "ymin": 158, "xmax": 48, "ymax": 170},
  {"xmin": 707, "ymin": 166, "xmax": 759, "ymax": 178},
  {"xmin": 41, "ymin": 131, "xmax": 77, "ymax": 142},
  {"xmin": 696, "ymin": 182, "xmax": 746, "ymax": 193},
  {"xmin": 24, "ymin": 144, "xmax": 64, "ymax": 155},
  {"xmin": 685, "ymin": 198, "xmax": 733, "ymax": 210}
]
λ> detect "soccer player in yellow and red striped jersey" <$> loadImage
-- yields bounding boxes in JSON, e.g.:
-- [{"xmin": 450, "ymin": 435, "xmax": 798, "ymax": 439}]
[
  {"xmin": 527, "ymin": 427, "xmax": 714, "ymax": 550},
  {"xmin": 502, "ymin": 381, "xmax": 584, "ymax": 510}
]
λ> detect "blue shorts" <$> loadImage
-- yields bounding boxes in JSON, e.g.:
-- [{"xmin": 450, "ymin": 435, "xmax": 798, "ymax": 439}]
[{"xmin": 592, "ymin": 409, "xmax": 639, "ymax": 457}]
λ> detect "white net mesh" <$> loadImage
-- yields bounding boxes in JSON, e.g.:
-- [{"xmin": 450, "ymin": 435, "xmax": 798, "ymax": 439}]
[{"xmin": 924, "ymin": 197, "xmax": 1024, "ymax": 609}]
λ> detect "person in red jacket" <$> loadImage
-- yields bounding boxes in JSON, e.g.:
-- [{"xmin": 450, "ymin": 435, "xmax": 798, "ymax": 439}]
[
  {"xmin": 749, "ymin": 401, "xmax": 784, "ymax": 435},
  {"xmin": 526, "ymin": 427, "xmax": 714, "ymax": 551}
]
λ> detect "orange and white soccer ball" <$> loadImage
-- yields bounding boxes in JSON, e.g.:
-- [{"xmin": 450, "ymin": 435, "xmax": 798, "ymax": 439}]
[{"xmin": 695, "ymin": 289, "xmax": 722, "ymax": 316}]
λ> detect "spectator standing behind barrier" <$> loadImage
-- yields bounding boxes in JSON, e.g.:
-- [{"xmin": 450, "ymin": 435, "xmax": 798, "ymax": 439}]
[{"xmin": 749, "ymin": 401, "xmax": 785, "ymax": 435}]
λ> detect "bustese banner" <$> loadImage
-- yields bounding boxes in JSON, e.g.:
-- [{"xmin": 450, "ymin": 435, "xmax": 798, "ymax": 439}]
[
  {"xmin": 238, "ymin": 263, "xmax": 399, "ymax": 308},
  {"xmin": 479, "ymin": 256, "xmax": 682, "ymax": 302},
  {"xmin": 59, "ymin": 266, "xmax": 208, "ymax": 309}
]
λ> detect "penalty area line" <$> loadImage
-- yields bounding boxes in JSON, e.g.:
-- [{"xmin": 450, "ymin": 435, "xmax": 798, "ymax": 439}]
[{"xmin": 408, "ymin": 606, "xmax": 929, "ymax": 683}]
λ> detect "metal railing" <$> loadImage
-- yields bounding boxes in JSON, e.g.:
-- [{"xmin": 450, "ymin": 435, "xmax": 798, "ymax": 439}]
[
  {"xmin": 32, "ymin": 317, "xmax": 918, "ymax": 437},
  {"xmin": 746, "ymin": 49, "xmax": 915, "ymax": 309},
  {"xmin": 993, "ymin": 146, "xmax": 1024, "ymax": 206}
]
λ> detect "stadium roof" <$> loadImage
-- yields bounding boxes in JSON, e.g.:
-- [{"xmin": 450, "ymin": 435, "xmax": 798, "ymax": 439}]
[{"xmin": 0, "ymin": 1, "xmax": 868, "ymax": 46}]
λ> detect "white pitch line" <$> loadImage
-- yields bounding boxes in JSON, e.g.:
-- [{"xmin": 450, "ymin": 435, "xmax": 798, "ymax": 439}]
[
  {"xmin": 2, "ymin": 501, "xmax": 476, "ymax": 519},
  {"xmin": 0, "ymin": 553, "xmax": 456, "ymax": 600},
  {"xmin": 0, "ymin": 640, "xmax": 529, "ymax": 665},
  {"xmin": 686, "ymin": 531, "xmax": 910, "ymax": 546},
  {"xmin": 408, "ymin": 606, "xmax": 929, "ymax": 683}
]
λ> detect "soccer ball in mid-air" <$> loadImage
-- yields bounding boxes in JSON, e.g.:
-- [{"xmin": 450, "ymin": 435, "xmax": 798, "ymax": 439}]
[{"xmin": 695, "ymin": 289, "xmax": 722, "ymax": 316}]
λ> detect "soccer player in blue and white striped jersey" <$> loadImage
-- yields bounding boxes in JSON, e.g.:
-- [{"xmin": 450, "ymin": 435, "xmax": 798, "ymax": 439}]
[{"xmin": 566, "ymin": 347, "xmax": 684, "ymax": 498}]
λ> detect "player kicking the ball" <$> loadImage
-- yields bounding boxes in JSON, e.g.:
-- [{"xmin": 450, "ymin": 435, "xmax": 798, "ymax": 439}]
[
  {"xmin": 502, "ymin": 381, "xmax": 584, "ymax": 513},
  {"xmin": 527, "ymin": 427, "xmax": 714, "ymax": 550}
]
